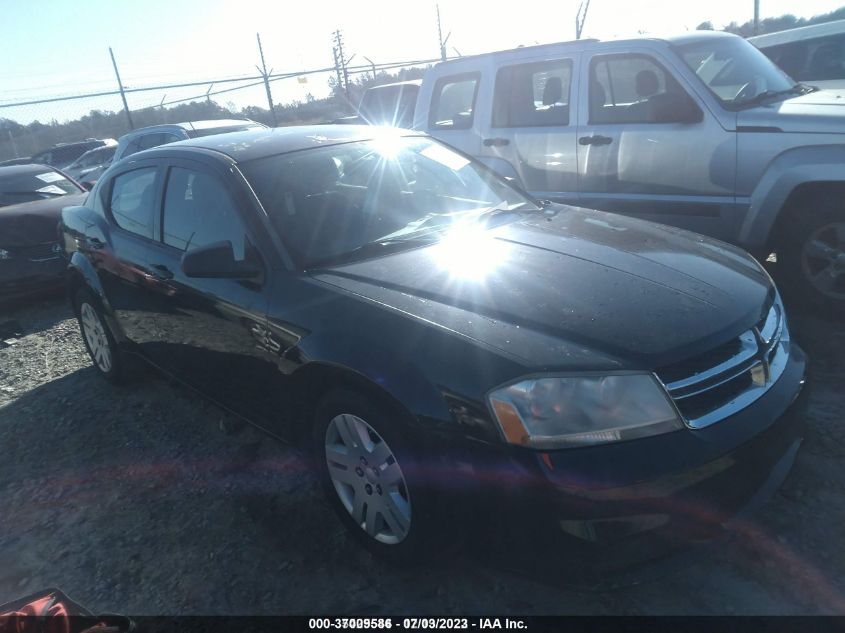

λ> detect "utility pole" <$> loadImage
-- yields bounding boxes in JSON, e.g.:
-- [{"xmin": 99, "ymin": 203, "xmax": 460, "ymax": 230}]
[
  {"xmin": 333, "ymin": 29, "xmax": 350, "ymax": 100},
  {"xmin": 256, "ymin": 33, "xmax": 278, "ymax": 126},
  {"xmin": 7, "ymin": 130, "xmax": 19, "ymax": 158},
  {"xmin": 109, "ymin": 47, "xmax": 134, "ymax": 131},
  {"xmin": 575, "ymin": 0, "xmax": 591, "ymax": 40},
  {"xmin": 754, "ymin": 0, "xmax": 760, "ymax": 35},
  {"xmin": 364, "ymin": 56, "xmax": 377, "ymax": 81},
  {"xmin": 436, "ymin": 4, "xmax": 451, "ymax": 62},
  {"xmin": 205, "ymin": 83, "xmax": 214, "ymax": 104}
]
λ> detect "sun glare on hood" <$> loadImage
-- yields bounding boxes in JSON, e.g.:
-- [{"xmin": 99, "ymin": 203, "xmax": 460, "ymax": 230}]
[{"xmin": 429, "ymin": 224, "xmax": 509, "ymax": 281}]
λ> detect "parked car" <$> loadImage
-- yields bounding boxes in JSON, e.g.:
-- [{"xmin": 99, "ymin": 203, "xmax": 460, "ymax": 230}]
[
  {"xmin": 333, "ymin": 80, "xmax": 422, "ymax": 127},
  {"xmin": 751, "ymin": 19, "xmax": 845, "ymax": 90},
  {"xmin": 64, "ymin": 142, "xmax": 117, "ymax": 185},
  {"xmin": 0, "ymin": 164, "xmax": 86, "ymax": 295},
  {"xmin": 0, "ymin": 157, "xmax": 34, "ymax": 167},
  {"xmin": 112, "ymin": 119, "xmax": 266, "ymax": 163},
  {"xmin": 61, "ymin": 126, "xmax": 807, "ymax": 564},
  {"xmin": 30, "ymin": 139, "xmax": 114, "ymax": 170},
  {"xmin": 412, "ymin": 31, "xmax": 845, "ymax": 312}
]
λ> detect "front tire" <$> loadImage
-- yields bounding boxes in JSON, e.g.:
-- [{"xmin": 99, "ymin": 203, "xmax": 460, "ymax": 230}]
[
  {"xmin": 74, "ymin": 288, "xmax": 124, "ymax": 383},
  {"xmin": 312, "ymin": 388, "xmax": 450, "ymax": 564},
  {"xmin": 779, "ymin": 197, "xmax": 845, "ymax": 315}
]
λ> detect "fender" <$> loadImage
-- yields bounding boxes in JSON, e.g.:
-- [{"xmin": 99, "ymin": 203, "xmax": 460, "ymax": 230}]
[{"xmin": 740, "ymin": 144, "xmax": 845, "ymax": 248}]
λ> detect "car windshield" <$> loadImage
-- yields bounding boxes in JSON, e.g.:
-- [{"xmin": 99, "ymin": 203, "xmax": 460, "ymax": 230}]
[
  {"xmin": 242, "ymin": 136, "xmax": 538, "ymax": 267},
  {"xmin": 0, "ymin": 168, "xmax": 83, "ymax": 207},
  {"xmin": 674, "ymin": 37, "xmax": 799, "ymax": 108}
]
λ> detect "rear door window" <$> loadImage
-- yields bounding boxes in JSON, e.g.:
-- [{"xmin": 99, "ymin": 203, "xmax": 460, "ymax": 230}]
[
  {"xmin": 492, "ymin": 59, "xmax": 573, "ymax": 127},
  {"xmin": 109, "ymin": 167, "xmax": 157, "ymax": 239},
  {"xmin": 429, "ymin": 73, "xmax": 480, "ymax": 130}
]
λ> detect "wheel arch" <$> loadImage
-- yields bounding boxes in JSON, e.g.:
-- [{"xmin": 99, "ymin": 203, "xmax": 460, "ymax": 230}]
[{"xmin": 740, "ymin": 144, "xmax": 845, "ymax": 250}]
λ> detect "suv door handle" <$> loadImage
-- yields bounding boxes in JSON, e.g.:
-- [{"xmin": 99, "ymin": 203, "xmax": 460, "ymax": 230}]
[
  {"xmin": 483, "ymin": 137, "xmax": 510, "ymax": 147},
  {"xmin": 579, "ymin": 135, "xmax": 613, "ymax": 146},
  {"xmin": 150, "ymin": 264, "xmax": 174, "ymax": 281}
]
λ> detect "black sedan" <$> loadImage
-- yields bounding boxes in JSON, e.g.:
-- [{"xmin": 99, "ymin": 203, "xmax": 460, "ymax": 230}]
[
  {"xmin": 1, "ymin": 164, "xmax": 87, "ymax": 296},
  {"xmin": 60, "ymin": 126, "xmax": 807, "ymax": 565}
]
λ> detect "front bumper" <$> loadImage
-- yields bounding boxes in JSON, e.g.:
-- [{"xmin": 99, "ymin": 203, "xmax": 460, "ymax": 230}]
[{"xmin": 464, "ymin": 341, "xmax": 808, "ymax": 573}]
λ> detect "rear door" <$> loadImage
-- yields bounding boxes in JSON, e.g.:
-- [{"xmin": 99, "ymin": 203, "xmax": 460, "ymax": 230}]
[
  {"xmin": 478, "ymin": 55, "xmax": 579, "ymax": 203},
  {"xmin": 88, "ymin": 160, "xmax": 166, "ymax": 349},
  {"xmin": 576, "ymin": 50, "xmax": 738, "ymax": 240}
]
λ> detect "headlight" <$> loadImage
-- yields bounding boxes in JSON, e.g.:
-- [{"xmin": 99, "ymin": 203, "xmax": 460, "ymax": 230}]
[
  {"xmin": 487, "ymin": 374, "xmax": 683, "ymax": 449},
  {"xmin": 0, "ymin": 249, "xmax": 12, "ymax": 260}
]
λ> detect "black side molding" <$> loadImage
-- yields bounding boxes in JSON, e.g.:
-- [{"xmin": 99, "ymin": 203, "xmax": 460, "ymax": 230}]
[{"xmin": 737, "ymin": 126, "xmax": 783, "ymax": 133}]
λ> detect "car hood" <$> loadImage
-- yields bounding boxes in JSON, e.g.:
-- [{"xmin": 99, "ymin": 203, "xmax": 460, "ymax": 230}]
[
  {"xmin": 738, "ymin": 89, "xmax": 845, "ymax": 134},
  {"xmin": 312, "ymin": 206, "xmax": 773, "ymax": 370},
  {"xmin": 0, "ymin": 193, "xmax": 86, "ymax": 248}
]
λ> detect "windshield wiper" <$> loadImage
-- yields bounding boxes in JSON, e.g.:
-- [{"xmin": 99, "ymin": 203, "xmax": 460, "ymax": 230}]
[
  {"xmin": 307, "ymin": 235, "xmax": 439, "ymax": 269},
  {"xmin": 739, "ymin": 83, "xmax": 814, "ymax": 107}
]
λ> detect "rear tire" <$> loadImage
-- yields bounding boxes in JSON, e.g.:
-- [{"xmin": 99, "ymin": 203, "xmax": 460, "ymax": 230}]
[
  {"xmin": 779, "ymin": 196, "xmax": 845, "ymax": 316},
  {"xmin": 73, "ymin": 288, "xmax": 125, "ymax": 383},
  {"xmin": 312, "ymin": 388, "xmax": 454, "ymax": 564}
]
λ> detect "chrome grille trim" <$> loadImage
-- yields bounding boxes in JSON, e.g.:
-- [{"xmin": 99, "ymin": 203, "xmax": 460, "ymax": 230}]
[{"xmin": 658, "ymin": 300, "xmax": 788, "ymax": 429}]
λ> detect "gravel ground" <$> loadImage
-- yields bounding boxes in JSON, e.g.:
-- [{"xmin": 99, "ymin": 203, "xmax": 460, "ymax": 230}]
[{"xmin": 0, "ymin": 291, "xmax": 843, "ymax": 615}]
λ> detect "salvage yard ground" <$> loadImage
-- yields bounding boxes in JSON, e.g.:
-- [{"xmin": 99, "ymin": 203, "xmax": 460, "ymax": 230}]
[{"xmin": 0, "ymin": 292, "xmax": 843, "ymax": 615}]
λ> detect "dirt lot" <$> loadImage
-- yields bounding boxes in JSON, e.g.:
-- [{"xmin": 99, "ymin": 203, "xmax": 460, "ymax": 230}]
[{"xmin": 0, "ymin": 292, "xmax": 843, "ymax": 615}]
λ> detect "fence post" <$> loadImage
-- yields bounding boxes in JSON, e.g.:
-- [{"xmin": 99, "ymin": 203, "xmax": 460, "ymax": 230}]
[
  {"xmin": 256, "ymin": 33, "xmax": 278, "ymax": 127},
  {"xmin": 109, "ymin": 47, "xmax": 135, "ymax": 131}
]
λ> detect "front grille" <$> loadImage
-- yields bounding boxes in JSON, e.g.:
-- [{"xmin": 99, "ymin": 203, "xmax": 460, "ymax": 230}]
[
  {"xmin": 20, "ymin": 242, "xmax": 62, "ymax": 262},
  {"xmin": 657, "ymin": 300, "xmax": 787, "ymax": 429}
]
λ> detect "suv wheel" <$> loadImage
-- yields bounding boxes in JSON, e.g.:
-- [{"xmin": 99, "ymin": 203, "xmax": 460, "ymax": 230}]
[
  {"xmin": 780, "ymin": 198, "xmax": 845, "ymax": 314},
  {"xmin": 74, "ymin": 289, "xmax": 124, "ymax": 382},
  {"xmin": 312, "ymin": 389, "xmax": 451, "ymax": 563}
]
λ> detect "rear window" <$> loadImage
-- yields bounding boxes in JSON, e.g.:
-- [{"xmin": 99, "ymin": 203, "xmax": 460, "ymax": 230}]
[
  {"xmin": 492, "ymin": 59, "xmax": 572, "ymax": 127},
  {"xmin": 0, "ymin": 169, "xmax": 83, "ymax": 207},
  {"xmin": 429, "ymin": 73, "xmax": 480, "ymax": 130}
]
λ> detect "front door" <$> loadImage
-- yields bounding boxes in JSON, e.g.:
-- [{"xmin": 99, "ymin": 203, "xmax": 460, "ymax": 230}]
[
  {"xmin": 576, "ymin": 50, "xmax": 738, "ymax": 240},
  {"xmin": 141, "ymin": 159, "xmax": 279, "ymax": 425},
  {"xmin": 478, "ymin": 56, "xmax": 580, "ymax": 204}
]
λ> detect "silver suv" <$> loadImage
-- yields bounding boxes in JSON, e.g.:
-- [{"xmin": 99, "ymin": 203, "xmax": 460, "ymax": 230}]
[{"xmin": 413, "ymin": 31, "xmax": 845, "ymax": 311}]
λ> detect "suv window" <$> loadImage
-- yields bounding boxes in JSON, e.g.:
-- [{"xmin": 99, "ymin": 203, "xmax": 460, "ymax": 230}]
[
  {"xmin": 109, "ymin": 167, "xmax": 157, "ymax": 238},
  {"xmin": 162, "ymin": 167, "xmax": 247, "ymax": 259},
  {"xmin": 589, "ymin": 54, "xmax": 694, "ymax": 124},
  {"xmin": 429, "ymin": 73, "xmax": 480, "ymax": 130},
  {"xmin": 493, "ymin": 59, "xmax": 572, "ymax": 127},
  {"xmin": 762, "ymin": 33, "xmax": 845, "ymax": 81}
]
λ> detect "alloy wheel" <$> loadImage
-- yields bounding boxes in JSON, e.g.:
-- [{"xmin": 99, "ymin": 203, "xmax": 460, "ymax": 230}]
[
  {"xmin": 324, "ymin": 413, "xmax": 412, "ymax": 545},
  {"xmin": 801, "ymin": 221, "xmax": 845, "ymax": 301},
  {"xmin": 80, "ymin": 302, "xmax": 113, "ymax": 373}
]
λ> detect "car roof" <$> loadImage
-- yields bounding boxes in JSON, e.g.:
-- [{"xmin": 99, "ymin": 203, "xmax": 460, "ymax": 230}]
[
  {"xmin": 158, "ymin": 125, "xmax": 422, "ymax": 163},
  {"xmin": 749, "ymin": 19, "xmax": 845, "ymax": 47},
  {"xmin": 0, "ymin": 163, "xmax": 61, "ymax": 177},
  {"xmin": 118, "ymin": 119, "xmax": 262, "ymax": 141},
  {"xmin": 429, "ymin": 30, "xmax": 737, "ymax": 68}
]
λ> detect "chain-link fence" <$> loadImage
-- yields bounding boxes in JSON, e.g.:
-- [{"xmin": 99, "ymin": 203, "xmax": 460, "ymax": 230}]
[{"xmin": 0, "ymin": 57, "xmax": 439, "ymax": 165}]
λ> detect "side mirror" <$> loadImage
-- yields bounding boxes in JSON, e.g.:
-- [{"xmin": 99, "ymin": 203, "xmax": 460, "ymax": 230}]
[
  {"xmin": 181, "ymin": 241, "xmax": 261, "ymax": 279},
  {"xmin": 80, "ymin": 181, "xmax": 94, "ymax": 191},
  {"xmin": 651, "ymin": 93, "xmax": 704, "ymax": 124}
]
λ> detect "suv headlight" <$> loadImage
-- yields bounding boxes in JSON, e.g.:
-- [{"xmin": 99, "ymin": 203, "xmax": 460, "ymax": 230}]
[
  {"xmin": 0, "ymin": 249, "xmax": 12, "ymax": 261},
  {"xmin": 487, "ymin": 374, "xmax": 683, "ymax": 449}
]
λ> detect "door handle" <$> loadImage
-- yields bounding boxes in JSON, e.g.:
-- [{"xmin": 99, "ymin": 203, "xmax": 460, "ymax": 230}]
[
  {"xmin": 150, "ymin": 264, "xmax": 174, "ymax": 280},
  {"xmin": 578, "ymin": 135, "xmax": 613, "ymax": 146},
  {"xmin": 483, "ymin": 137, "xmax": 510, "ymax": 147}
]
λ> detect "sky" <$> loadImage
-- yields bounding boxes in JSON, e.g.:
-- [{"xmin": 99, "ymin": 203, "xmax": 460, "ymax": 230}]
[{"xmin": 1, "ymin": 0, "xmax": 843, "ymax": 124}]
